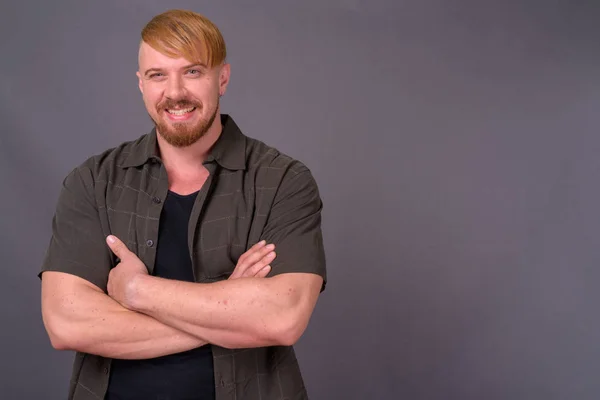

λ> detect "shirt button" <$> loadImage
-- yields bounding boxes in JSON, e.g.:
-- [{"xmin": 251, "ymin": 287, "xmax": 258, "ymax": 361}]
[
  {"xmin": 152, "ymin": 196, "xmax": 161, "ymax": 204},
  {"xmin": 146, "ymin": 239, "xmax": 154, "ymax": 247},
  {"xmin": 103, "ymin": 367, "xmax": 109, "ymax": 374}
]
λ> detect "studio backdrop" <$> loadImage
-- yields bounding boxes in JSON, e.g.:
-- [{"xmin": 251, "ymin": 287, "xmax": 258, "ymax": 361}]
[{"xmin": 2, "ymin": 1, "xmax": 600, "ymax": 399}]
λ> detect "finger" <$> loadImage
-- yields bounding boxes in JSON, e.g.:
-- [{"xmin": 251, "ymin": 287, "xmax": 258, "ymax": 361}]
[
  {"xmin": 239, "ymin": 244, "xmax": 275, "ymax": 275},
  {"xmin": 231, "ymin": 242, "xmax": 274, "ymax": 280},
  {"xmin": 235, "ymin": 243, "xmax": 271, "ymax": 276},
  {"xmin": 255, "ymin": 265, "xmax": 271, "ymax": 278},
  {"xmin": 237, "ymin": 240, "xmax": 266, "ymax": 265},
  {"xmin": 106, "ymin": 235, "xmax": 132, "ymax": 260},
  {"xmin": 243, "ymin": 251, "xmax": 276, "ymax": 278}
]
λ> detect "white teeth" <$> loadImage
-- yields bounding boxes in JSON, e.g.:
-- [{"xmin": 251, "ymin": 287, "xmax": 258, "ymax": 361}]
[{"xmin": 167, "ymin": 107, "xmax": 195, "ymax": 115}]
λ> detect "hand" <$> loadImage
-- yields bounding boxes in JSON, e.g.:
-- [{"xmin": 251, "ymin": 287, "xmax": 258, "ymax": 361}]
[
  {"xmin": 106, "ymin": 235, "xmax": 149, "ymax": 309},
  {"xmin": 229, "ymin": 240, "xmax": 276, "ymax": 280}
]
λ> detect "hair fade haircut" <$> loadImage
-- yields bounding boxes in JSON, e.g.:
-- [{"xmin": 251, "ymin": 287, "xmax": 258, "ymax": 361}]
[{"xmin": 141, "ymin": 9, "xmax": 227, "ymax": 67}]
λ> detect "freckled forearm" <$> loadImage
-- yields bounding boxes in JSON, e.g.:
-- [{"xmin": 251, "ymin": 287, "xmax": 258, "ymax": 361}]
[
  {"xmin": 47, "ymin": 284, "xmax": 208, "ymax": 359},
  {"xmin": 131, "ymin": 274, "xmax": 299, "ymax": 348}
]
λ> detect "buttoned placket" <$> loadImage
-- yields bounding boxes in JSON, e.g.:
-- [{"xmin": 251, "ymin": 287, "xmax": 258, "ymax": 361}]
[
  {"xmin": 142, "ymin": 161, "xmax": 170, "ymax": 275},
  {"xmin": 187, "ymin": 161, "xmax": 219, "ymax": 282}
]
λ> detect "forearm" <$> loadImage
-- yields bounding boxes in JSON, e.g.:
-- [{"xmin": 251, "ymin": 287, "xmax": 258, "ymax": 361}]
[
  {"xmin": 131, "ymin": 275, "xmax": 304, "ymax": 349},
  {"xmin": 46, "ymin": 284, "xmax": 208, "ymax": 359}
]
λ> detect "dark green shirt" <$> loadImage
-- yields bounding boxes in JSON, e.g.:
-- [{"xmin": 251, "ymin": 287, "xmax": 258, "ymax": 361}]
[{"xmin": 40, "ymin": 114, "xmax": 327, "ymax": 400}]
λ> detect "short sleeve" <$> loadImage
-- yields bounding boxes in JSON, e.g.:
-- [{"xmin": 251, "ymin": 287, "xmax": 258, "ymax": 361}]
[
  {"xmin": 39, "ymin": 167, "xmax": 112, "ymax": 291},
  {"xmin": 260, "ymin": 168, "xmax": 327, "ymax": 292}
]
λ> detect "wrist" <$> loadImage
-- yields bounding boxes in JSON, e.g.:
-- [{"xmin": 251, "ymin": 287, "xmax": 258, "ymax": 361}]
[{"xmin": 128, "ymin": 273, "xmax": 151, "ymax": 312}]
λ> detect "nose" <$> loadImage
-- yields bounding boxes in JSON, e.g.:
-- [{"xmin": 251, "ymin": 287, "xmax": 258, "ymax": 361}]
[{"xmin": 165, "ymin": 75, "xmax": 186, "ymax": 100}]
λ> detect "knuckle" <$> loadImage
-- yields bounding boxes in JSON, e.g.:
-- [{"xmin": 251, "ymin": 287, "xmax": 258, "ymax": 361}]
[{"xmin": 252, "ymin": 262, "xmax": 265, "ymax": 273}]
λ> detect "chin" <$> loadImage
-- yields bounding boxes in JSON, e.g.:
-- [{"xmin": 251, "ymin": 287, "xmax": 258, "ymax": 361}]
[
  {"xmin": 150, "ymin": 104, "xmax": 219, "ymax": 147},
  {"xmin": 157, "ymin": 120, "xmax": 214, "ymax": 148}
]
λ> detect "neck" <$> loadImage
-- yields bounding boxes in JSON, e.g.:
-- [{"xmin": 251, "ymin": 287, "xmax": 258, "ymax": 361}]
[{"xmin": 156, "ymin": 116, "xmax": 222, "ymax": 173}]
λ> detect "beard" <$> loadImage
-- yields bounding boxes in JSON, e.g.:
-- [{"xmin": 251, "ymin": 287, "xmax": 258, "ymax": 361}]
[{"xmin": 151, "ymin": 97, "xmax": 219, "ymax": 148}]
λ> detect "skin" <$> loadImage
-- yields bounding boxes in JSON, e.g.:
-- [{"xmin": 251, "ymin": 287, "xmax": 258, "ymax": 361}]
[
  {"xmin": 41, "ymin": 40, "xmax": 323, "ymax": 357},
  {"xmin": 136, "ymin": 41, "xmax": 228, "ymax": 150},
  {"xmin": 41, "ymin": 243, "xmax": 274, "ymax": 359},
  {"xmin": 105, "ymin": 235, "xmax": 322, "ymax": 349},
  {"xmin": 136, "ymin": 41, "xmax": 231, "ymax": 194}
]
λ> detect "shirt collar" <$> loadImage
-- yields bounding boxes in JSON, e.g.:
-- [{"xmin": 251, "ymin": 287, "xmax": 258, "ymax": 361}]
[{"xmin": 120, "ymin": 114, "xmax": 247, "ymax": 170}]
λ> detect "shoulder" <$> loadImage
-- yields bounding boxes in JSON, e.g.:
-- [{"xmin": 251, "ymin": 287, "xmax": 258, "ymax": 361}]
[
  {"xmin": 67, "ymin": 132, "xmax": 150, "ymax": 185},
  {"xmin": 241, "ymin": 135, "xmax": 322, "ymax": 210},
  {"xmin": 245, "ymin": 136, "xmax": 314, "ymax": 183}
]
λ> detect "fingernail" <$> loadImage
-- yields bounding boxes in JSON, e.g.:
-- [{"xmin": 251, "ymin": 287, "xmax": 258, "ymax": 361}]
[
  {"xmin": 259, "ymin": 240, "xmax": 266, "ymax": 246},
  {"xmin": 266, "ymin": 244, "xmax": 275, "ymax": 250},
  {"xmin": 107, "ymin": 235, "xmax": 116, "ymax": 244}
]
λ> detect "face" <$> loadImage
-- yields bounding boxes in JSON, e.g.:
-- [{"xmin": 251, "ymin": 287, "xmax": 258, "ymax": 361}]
[{"xmin": 137, "ymin": 41, "xmax": 230, "ymax": 147}]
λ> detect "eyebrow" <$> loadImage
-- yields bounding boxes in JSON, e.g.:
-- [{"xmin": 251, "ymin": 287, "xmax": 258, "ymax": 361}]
[{"xmin": 144, "ymin": 63, "xmax": 207, "ymax": 77}]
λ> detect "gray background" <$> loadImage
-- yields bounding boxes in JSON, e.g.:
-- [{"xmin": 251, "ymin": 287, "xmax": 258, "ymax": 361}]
[{"xmin": 2, "ymin": 0, "xmax": 600, "ymax": 399}]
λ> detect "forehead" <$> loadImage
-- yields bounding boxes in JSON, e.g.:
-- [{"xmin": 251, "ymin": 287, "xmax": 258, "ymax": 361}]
[{"xmin": 138, "ymin": 42, "xmax": 198, "ymax": 69}]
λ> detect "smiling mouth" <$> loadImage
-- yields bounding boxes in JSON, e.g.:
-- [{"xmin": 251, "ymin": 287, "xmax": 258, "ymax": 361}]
[{"xmin": 166, "ymin": 107, "xmax": 196, "ymax": 115}]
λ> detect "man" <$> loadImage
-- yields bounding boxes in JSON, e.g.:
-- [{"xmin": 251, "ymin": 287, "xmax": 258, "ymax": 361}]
[{"xmin": 39, "ymin": 9, "xmax": 326, "ymax": 400}]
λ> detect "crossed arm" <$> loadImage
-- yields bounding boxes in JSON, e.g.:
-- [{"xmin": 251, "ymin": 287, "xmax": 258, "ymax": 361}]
[
  {"xmin": 126, "ymin": 272, "xmax": 321, "ymax": 349},
  {"xmin": 41, "ymin": 239, "xmax": 323, "ymax": 359},
  {"xmin": 41, "ymin": 165, "xmax": 325, "ymax": 360},
  {"xmin": 42, "ymin": 271, "xmax": 205, "ymax": 359}
]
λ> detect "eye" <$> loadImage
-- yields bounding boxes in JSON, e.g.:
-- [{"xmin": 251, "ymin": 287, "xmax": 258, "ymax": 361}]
[
  {"xmin": 149, "ymin": 73, "xmax": 164, "ymax": 79},
  {"xmin": 187, "ymin": 69, "xmax": 202, "ymax": 76}
]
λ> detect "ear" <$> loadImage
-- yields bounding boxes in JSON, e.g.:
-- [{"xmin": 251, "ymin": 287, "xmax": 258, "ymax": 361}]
[
  {"xmin": 136, "ymin": 71, "xmax": 144, "ymax": 94},
  {"xmin": 218, "ymin": 63, "xmax": 231, "ymax": 96}
]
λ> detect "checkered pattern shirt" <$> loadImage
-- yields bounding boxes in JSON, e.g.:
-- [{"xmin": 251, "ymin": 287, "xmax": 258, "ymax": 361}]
[{"xmin": 40, "ymin": 114, "xmax": 327, "ymax": 400}]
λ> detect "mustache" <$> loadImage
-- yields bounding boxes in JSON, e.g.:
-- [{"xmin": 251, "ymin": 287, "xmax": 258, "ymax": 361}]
[{"xmin": 158, "ymin": 99, "xmax": 201, "ymax": 110}]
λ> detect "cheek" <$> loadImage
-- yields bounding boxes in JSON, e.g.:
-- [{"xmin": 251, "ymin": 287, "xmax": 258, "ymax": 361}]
[
  {"xmin": 205, "ymin": 87, "xmax": 221, "ymax": 108},
  {"xmin": 142, "ymin": 92, "xmax": 161, "ymax": 112},
  {"xmin": 189, "ymin": 79, "xmax": 219, "ymax": 102}
]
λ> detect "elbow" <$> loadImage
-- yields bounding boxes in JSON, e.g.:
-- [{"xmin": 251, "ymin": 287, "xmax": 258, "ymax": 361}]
[
  {"xmin": 48, "ymin": 333, "xmax": 70, "ymax": 351},
  {"xmin": 277, "ymin": 332, "xmax": 301, "ymax": 347},
  {"xmin": 43, "ymin": 316, "xmax": 76, "ymax": 351},
  {"xmin": 46, "ymin": 327, "xmax": 72, "ymax": 351},
  {"xmin": 271, "ymin": 315, "xmax": 309, "ymax": 347}
]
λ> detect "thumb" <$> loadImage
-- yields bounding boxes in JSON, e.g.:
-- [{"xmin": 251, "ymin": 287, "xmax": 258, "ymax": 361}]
[{"xmin": 106, "ymin": 235, "xmax": 131, "ymax": 260}]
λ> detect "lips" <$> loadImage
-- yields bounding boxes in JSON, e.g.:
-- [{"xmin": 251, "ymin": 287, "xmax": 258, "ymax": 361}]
[
  {"xmin": 159, "ymin": 101, "xmax": 200, "ymax": 121},
  {"xmin": 166, "ymin": 107, "xmax": 196, "ymax": 115}
]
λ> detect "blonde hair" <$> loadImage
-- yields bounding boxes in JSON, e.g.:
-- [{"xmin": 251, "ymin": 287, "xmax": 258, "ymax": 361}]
[{"xmin": 141, "ymin": 9, "xmax": 227, "ymax": 67}]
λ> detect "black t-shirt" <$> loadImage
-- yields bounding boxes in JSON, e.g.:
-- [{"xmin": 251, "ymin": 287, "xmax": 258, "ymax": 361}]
[{"xmin": 105, "ymin": 190, "xmax": 215, "ymax": 400}]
